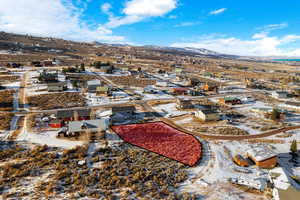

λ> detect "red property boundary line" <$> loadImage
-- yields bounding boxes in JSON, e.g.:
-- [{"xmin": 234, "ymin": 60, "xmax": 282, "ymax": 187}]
[{"xmin": 111, "ymin": 121, "xmax": 203, "ymax": 167}]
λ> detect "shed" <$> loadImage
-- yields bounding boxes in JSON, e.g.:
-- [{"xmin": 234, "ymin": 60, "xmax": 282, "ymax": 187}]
[
  {"xmin": 49, "ymin": 120, "xmax": 63, "ymax": 129},
  {"xmin": 170, "ymin": 87, "xmax": 189, "ymax": 95},
  {"xmin": 233, "ymin": 154, "xmax": 249, "ymax": 167},
  {"xmin": 96, "ymin": 86, "xmax": 109, "ymax": 96}
]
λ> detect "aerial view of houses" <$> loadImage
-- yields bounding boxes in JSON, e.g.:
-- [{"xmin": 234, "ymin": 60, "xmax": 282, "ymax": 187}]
[{"xmin": 0, "ymin": 0, "xmax": 300, "ymax": 199}]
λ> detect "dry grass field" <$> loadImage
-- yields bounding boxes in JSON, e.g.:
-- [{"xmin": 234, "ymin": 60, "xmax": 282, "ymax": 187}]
[
  {"xmin": 0, "ymin": 90, "xmax": 14, "ymax": 111},
  {"xmin": 27, "ymin": 92, "xmax": 86, "ymax": 110},
  {"xmin": 0, "ymin": 113, "xmax": 13, "ymax": 130}
]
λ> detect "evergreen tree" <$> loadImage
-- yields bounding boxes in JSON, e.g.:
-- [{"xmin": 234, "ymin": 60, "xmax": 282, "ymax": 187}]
[
  {"xmin": 271, "ymin": 109, "xmax": 280, "ymax": 121},
  {"xmin": 80, "ymin": 63, "xmax": 85, "ymax": 72},
  {"xmin": 291, "ymin": 140, "xmax": 298, "ymax": 154}
]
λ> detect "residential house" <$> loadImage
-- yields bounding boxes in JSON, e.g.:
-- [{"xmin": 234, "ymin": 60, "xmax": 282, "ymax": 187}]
[
  {"xmin": 272, "ymin": 91, "xmax": 288, "ymax": 99},
  {"xmin": 195, "ymin": 109, "xmax": 220, "ymax": 121},
  {"xmin": 58, "ymin": 119, "xmax": 109, "ymax": 137},
  {"xmin": 96, "ymin": 86, "xmax": 109, "ymax": 96},
  {"xmin": 39, "ymin": 70, "xmax": 58, "ymax": 83},
  {"xmin": 176, "ymin": 98, "xmax": 193, "ymax": 109},
  {"xmin": 112, "ymin": 106, "xmax": 136, "ymax": 115},
  {"xmin": 219, "ymin": 97, "xmax": 242, "ymax": 105},
  {"xmin": 246, "ymin": 145, "xmax": 277, "ymax": 169},
  {"xmin": 202, "ymin": 83, "xmax": 219, "ymax": 93},
  {"xmin": 47, "ymin": 82, "xmax": 67, "ymax": 92},
  {"xmin": 56, "ymin": 109, "xmax": 91, "ymax": 122},
  {"xmin": 87, "ymin": 80, "xmax": 101, "ymax": 93},
  {"xmin": 170, "ymin": 87, "xmax": 189, "ymax": 95},
  {"xmin": 43, "ymin": 60, "xmax": 54, "ymax": 67},
  {"xmin": 229, "ymin": 176, "xmax": 267, "ymax": 191}
]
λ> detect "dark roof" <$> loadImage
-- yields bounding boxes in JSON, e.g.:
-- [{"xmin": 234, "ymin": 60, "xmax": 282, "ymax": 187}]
[
  {"xmin": 57, "ymin": 109, "xmax": 91, "ymax": 119},
  {"xmin": 47, "ymin": 82, "xmax": 67, "ymax": 87},
  {"xmin": 201, "ymin": 110, "xmax": 218, "ymax": 115},
  {"xmin": 112, "ymin": 106, "xmax": 136, "ymax": 113}
]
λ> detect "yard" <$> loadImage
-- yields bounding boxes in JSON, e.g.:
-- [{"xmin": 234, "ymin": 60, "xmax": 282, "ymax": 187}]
[
  {"xmin": 0, "ymin": 113, "xmax": 13, "ymax": 130},
  {"xmin": 0, "ymin": 90, "xmax": 15, "ymax": 111},
  {"xmin": 0, "ymin": 143, "xmax": 200, "ymax": 199},
  {"xmin": 106, "ymin": 75, "xmax": 156, "ymax": 87},
  {"xmin": 27, "ymin": 92, "xmax": 86, "ymax": 110}
]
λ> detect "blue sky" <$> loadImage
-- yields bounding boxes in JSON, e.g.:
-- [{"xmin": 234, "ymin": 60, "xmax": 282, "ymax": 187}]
[{"xmin": 1, "ymin": 0, "xmax": 300, "ymax": 56}]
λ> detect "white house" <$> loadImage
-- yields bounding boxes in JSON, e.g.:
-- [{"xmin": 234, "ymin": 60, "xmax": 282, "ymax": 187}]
[
  {"xmin": 272, "ymin": 91, "xmax": 288, "ymax": 99},
  {"xmin": 195, "ymin": 110, "xmax": 220, "ymax": 121},
  {"xmin": 229, "ymin": 176, "xmax": 267, "ymax": 191}
]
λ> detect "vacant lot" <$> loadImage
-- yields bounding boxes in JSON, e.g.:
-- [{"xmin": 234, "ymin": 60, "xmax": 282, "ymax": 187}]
[
  {"xmin": 0, "ymin": 90, "xmax": 14, "ymax": 111},
  {"xmin": 0, "ymin": 143, "xmax": 199, "ymax": 199},
  {"xmin": 106, "ymin": 75, "xmax": 156, "ymax": 87},
  {"xmin": 112, "ymin": 122, "xmax": 202, "ymax": 166},
  {"xmin": 28, "ymin": 92, "xmax": 86, "ymax": 110},
  {"xmin": 0, "ymin": 75, "xmax": 20, "ymax": 83},
  {"xmin": 0, "ymin": 113, "xmax": 13, "ymax": 130}
]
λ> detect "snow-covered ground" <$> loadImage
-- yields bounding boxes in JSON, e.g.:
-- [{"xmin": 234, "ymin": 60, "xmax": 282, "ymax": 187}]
[
  {"xmin": 180, "ymin": 141, "xmax": 270, "ymax": 199},
  {"xmin": 135, "ymin": 90, "xmax": 174, "ymax": 100},
  {"xmin": 17, "ymin": 130, "xmax": 83, "ymax": 149},
  {"xmin": 153, "ymin": 102, "xmax": 190, "ymax": 117}
]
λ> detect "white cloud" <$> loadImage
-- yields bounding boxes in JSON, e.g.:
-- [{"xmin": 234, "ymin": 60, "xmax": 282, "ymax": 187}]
[
  {"xmin": 175, "ymin": 22, "xmax": 198, "ymax": 27},
  {"xmin": 209, "ymin": 8, "xmax": 227, "ymax": 15},
  {"xmin": 258, "ymin": 23, "xmax": 288, "ymax": 32},
  {"xmin": 105, "ymin": 0, "xmax": 177, "ymax": 28},
  {"xmin": 0, "ymin": 0, "xmax": 125, "ymax": 42},
  {"xmin": 171, "ymin": 32, "xmax": 300, "ymax": 57},
  {"xmin": 169, "ymin": 15, "xmax": 178, "ymax": 19},
  {"xmin": 101, "ymin": 3, "xmax": 112, "ymax": 13}
]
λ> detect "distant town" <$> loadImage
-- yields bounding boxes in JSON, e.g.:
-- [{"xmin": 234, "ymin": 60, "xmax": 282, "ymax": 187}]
[{"xmin": 1, "ymin": 32, "xmax": 300, "ymax": 199}]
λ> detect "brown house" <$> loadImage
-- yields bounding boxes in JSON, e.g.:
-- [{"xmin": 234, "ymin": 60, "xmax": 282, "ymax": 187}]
[{"xmin": 246, "ymin": 145, "xmax": 277, "ymax": 169}]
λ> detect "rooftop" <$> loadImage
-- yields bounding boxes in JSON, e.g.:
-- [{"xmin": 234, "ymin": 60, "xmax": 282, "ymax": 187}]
[
  {"xmin": 246, "ymin": 144, "xmax": 277, "ymax": 162},
  {"xmin": 87, "ymin": 79, "xmax": 101, "ymax": 85},
  {"xmin": 68, "ymin": 119, "xmax": 109, "ymax": 133}
]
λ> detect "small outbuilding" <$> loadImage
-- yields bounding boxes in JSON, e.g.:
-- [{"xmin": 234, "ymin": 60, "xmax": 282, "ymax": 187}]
[
  {"xmin": 233, "ymin": 154, "xmax": 249, "ymax": 167},
  {"xmin": 96, "ymin": 86, "xmax": 109, "ymax": 96}
]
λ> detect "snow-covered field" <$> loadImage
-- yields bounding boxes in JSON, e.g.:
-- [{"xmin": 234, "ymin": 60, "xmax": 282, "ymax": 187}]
[
  {"xmin": 17, "ymin": 130, "xmax": 83, "ymax": 149},
  {"xmin": 153, "ymin": 102, "xmax": 190, "ymax": 117}
]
